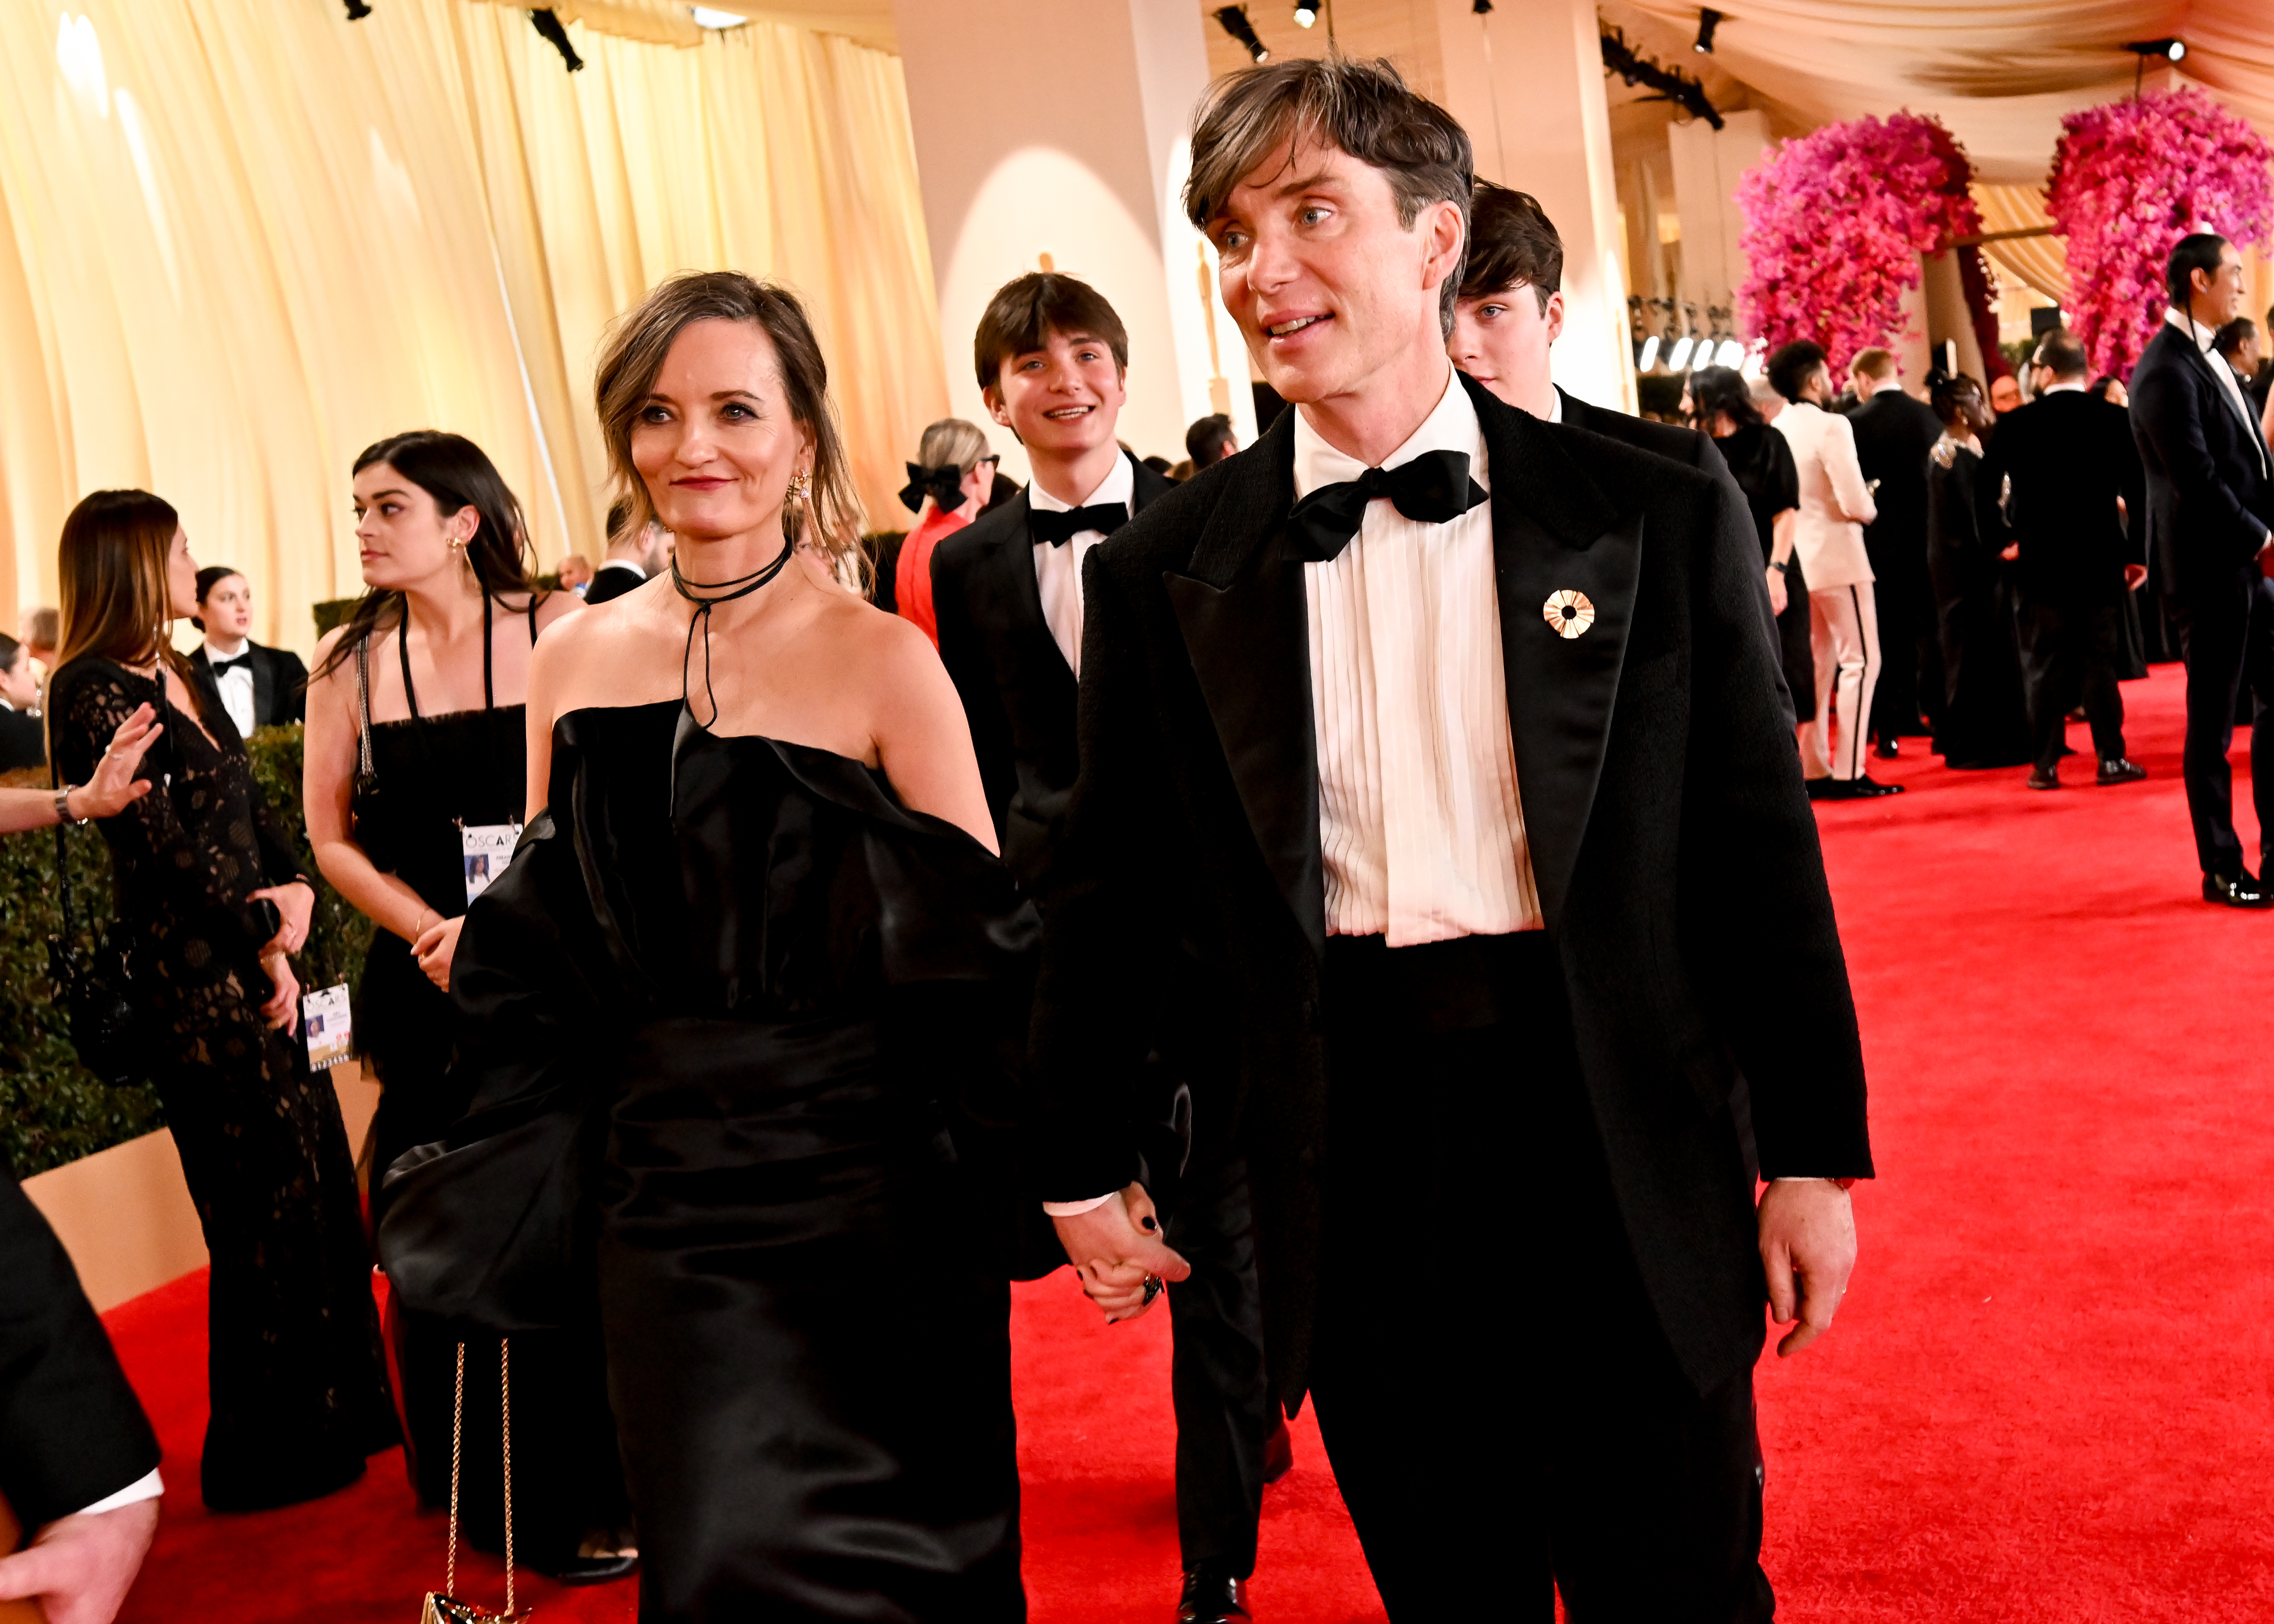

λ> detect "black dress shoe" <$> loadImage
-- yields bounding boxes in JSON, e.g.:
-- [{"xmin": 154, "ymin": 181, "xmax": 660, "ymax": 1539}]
[
  {"xmin": 1262, "ymin": 1415, "xmax": 1294, "ymax": 1486},
  {"xmin": 2026, "ymin": 765, "xmax": 2061, "ymax": 791},
  {"xmin": 1874, "ymin": 737, "xmax": 1899, "ymax": 759},
  {"xmin": 1840, "ymin": 775, "xmax": 1904, "ymax": 798},
  {"xmin": 1804, "ymin": 775, "xmax": 1837, "ymax": 801},
  {"xmin": 2204, "ymin": 871, "xmax": 2274, "ymax": 908},
  {"xmin": 1178, "ymin": 1570, "xmax": 1252, "ymax": 1624},
  {"xmin": 2097, "ymin": 757, "xmax": 2147, "ymax": 784}
]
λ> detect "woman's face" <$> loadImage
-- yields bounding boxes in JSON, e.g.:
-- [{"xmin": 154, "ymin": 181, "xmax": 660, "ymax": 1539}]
[
  {"xmin": 353, "ymin": 462, "xmax": 475, "ymax": 591},
  {"xmin": 0, "ymin": 650, "xmax": 38, "ymax": 709},
  {"xmin": 165, "ymin": 526, "xmax": 199, "ymax": 621},
  {"xmin": 200, "ymin": 571, "xmax": 252, "ymax": 641},
  {"xmin": 957, "ymin": 457, "xmax": 997, "ymax": 514},
  {"xmin": 631, "ymin": 319, "xmax": 815, "ymax": 547}
]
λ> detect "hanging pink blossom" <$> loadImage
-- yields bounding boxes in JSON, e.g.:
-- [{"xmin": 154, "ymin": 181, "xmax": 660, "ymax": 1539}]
[
  {"xmin": 2046, "ymin": 88, "xmax": 2274, "ymax": 379},
  {"xmin": 1736, "ymin": 112, "xmax": 1987, "ymax": 378}
]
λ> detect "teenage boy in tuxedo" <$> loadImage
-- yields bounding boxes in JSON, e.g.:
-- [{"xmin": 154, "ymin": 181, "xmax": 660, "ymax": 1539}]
[
  {"xmin": 928, "ymin": 273, "xmax": 1285, "ymax": 1624},
  {"xmin": 1033, "ymin": 59, "xmax": 1869, "ymax": 1619}
]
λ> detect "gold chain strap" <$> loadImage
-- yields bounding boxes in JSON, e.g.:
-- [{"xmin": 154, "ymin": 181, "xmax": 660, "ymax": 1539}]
[
  {"xmin": 445, "ymin": 1341, "xmax": 465, "ymax": 1602},
  {"xmin": 430, "ymin": 1339, "xmax": 520, "ymax": 1621},
  {"xmin": 500, "ymin": 1339, "xmax": 515, "ymax": 1618}
]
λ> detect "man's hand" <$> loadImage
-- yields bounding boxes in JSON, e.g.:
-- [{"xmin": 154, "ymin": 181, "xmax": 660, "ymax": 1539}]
[
  {"xmin": 2123, "ymin": 563, "xmax": 2149, "ymax": 592},
  {"xmin": 1051, "ymin": 1184, "xmax": 1192, "ymax": 1324},
  {"xmin": 1758, "ymin": 1177, "xmax": 1857, "ymax": 1357},
  {"xmin": 0, "ymin": 1498, "xmax": 160, "ymax": 1624},
  {"xmin": 2000, "ymin": 542, "xmax": 2020, "ymax": 562}
]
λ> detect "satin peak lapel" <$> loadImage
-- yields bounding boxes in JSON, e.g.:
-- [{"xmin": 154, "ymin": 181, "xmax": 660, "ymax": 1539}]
[
  {"xmin": 1471, "ymin": 379, "xmax": 1641, "ymax": 931},
  {"xmin": 1163, "ymin": 414, "xmax": 1324, "ymax": 956}
]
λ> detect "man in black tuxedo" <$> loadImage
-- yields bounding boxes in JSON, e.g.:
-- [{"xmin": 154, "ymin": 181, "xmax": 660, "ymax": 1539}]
[
  {"xmin": 2131, "ymin": 233, "xmax": 2274, "ymax": 906},
  {"xmin": 1977, "ymin": 329, "xmax": 2148, "ymax": 790},
  {"xmin": 928, "ymin": 273, "xmax": 1283, "ymax": 1624},
  {"xmin": 185, "ymin": 568, "xmax": 307, "ymax": 734},
  {"xmin": 0, "ymin": 636, "xmax": 44, "ymax": 773},
  {"xmin": 1846, "ymin": 348, "xmax": 1946, "ymax": 755},
  {"xmin": 582, "ymin": 502, "xmax": 671, "ymax": 607},
  {"xmin": 0, "ymin": 1164, "xmax": 163, "ymax": 1623},
  {"xmin": 1037, "ymin": 59, "xmax": 1868, "ymax": 1619}
]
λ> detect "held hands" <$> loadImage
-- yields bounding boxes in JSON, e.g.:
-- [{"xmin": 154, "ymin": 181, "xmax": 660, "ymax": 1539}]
[
  {"xmin": 250, "ymin": 880, "xmax": 314, "ymax": 958},
  {"xmin": 74, "ymin": 705, "xmax": 164, "ymax": 820},
  {"xmin": 1763, "ymin": 564, "xmax": 1789, "ymax": 618},
  {"xmin": 1758, "ymin": 1177, "xmax": 1857, "ymax": 1357},
  {"xmin": 0, "ymin": 1496, "xmax": 161, "ymax": 1624},
  {"xmin": 258, "ymin": 949, "xmax": 300, "ymax": 1036},
  {"xmin": 412, "ymin": 915, "xmax": 465, "ymax": 991},
  {"xmin": 1052, "ymin": 1183, "xmax": 1192, "ymax": 1324}
]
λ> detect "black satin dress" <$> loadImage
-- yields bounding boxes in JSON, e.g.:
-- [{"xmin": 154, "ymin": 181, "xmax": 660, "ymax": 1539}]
[
  {"xmin": 1926, "ymin": 438, "xmax": 2033, "ymax": 768},
  {"xmin": 381, "ymin": 701, "xmax": 1035, "ymax": 1622}
]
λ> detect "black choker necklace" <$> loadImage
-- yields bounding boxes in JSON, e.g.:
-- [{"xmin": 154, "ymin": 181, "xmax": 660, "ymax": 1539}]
[{"xmin": 670, "ymin": 536, "xmax": 795, "ymax": 728}]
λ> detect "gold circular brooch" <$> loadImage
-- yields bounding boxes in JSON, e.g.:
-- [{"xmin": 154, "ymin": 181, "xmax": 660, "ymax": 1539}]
[{"xmin": 1543, "ymin": 589, "xmax": 1596, "ymax": 639}]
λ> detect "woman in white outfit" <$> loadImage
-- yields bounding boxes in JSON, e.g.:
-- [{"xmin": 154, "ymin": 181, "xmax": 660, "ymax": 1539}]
[{"xmin": 1769, "ymin": 341, "xmax": 1904, "ymax": 800}]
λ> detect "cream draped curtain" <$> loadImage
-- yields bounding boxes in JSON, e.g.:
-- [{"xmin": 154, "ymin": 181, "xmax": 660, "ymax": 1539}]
[{"xmin": 0, "ymin": 0, "xmax": 946, "ymax": 654}]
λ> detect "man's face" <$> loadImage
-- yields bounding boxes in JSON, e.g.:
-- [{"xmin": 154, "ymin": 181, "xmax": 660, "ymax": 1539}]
[
  {"xmin": 986, "ymin": 329, "xmax": 1126, "ymax": 459},
  {"xmin": 1448, "ymin": 283, "xmax": 1564, "ymax": 410},
  {"xmin": 2194, "ymin": 243, "xmax": 2248, "ymax": 323},
  {"xmin": 1989, "ymin": 375, "xmax": 2023, "ymax": 415},
  {"xmin": 2240, "ymin": 332, "xmax": 2262, "ymax": 370},
  {"xmin": 1207, "ymin": 136, "xmax": 1463, "ymax": 409}
]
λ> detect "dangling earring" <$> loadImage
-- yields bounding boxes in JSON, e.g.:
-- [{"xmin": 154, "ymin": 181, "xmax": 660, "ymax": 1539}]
[
  {"xmin": 785, "ymin": 470, "xmax": 811, "ymax": 506},
  {"xmin": 450, "ymin": 535, "xmax": 471, "ymax": 571}
]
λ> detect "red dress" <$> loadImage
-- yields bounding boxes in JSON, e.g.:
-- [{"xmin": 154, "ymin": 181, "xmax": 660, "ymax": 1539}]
[{"xmin": 894, "ymin": 502, "xmax": 969, "ymax": 647}]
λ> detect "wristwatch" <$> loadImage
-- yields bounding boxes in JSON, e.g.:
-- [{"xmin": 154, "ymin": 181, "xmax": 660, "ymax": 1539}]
[{"xmin": 55, "ymin": 785, "xmax": 84, "ymax": 825}]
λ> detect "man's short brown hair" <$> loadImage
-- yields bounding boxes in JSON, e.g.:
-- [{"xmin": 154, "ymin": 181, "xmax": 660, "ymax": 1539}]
[
  {"xmin": 1184, "ymin": 56, "xmax": 1472, "ymax": 334},
  {"xmin": 1850, "ymin": 347, "xmax": 1897, "ymax": 382},
  {"xmin": 973, "ymin": 272, "xmax": 1129, "ymax": 394},
  {"xmin": 1459, "ymin": 181, "xmax": 1560, "ymax": 312}
]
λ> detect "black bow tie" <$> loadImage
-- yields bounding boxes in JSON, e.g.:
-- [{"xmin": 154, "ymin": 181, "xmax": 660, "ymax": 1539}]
[
  {"xmin": 1029, "ymin": 502, "xmax": 1129, "ymax": 547},
  {"xmin": 1288, "ymin": 450, "xmax": 1488, "ymax": 563},
  {"xmin": 210, "ymin": 653, "xmax": 253, "ymax": 677}
]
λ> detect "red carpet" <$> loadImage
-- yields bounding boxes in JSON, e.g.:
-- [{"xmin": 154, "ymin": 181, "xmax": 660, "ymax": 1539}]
[{"xmin": 98, "ymin": 662, "xmax": 2274, "ymax": 1620}]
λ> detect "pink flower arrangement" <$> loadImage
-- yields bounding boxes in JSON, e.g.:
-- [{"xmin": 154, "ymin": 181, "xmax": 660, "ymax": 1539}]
[
  {"xmin": 2046, "ymin": 88, "xmax": 2274, "ymax": 379},
  {"xmin": 1736, "ymin": 112, "xmax": 1986, "ymax": 377}
]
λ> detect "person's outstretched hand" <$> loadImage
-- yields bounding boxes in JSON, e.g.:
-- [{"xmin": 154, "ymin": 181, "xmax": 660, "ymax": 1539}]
[
  {"xmin": 0, "ymin": 1497, "xmax": 160, "ymax": 1624},
  {"xmin": 1051, "ymin": 1183, "xmax": 1191, "ymax": 1324},
  {"xmin": 75, "ymin": 704, "xmax": 164, "ymax": 820},
  {"xmin": 1758, "ymin": 1176, "xmax": 1857, "ymax": 1357}
]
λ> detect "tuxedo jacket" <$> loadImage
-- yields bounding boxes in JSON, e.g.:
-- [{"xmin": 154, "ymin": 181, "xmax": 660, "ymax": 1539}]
[
  {"xmin": 582, "ymin": 560, "xmax": 647, "ymax": 607},
  {"xmin": 1849, "ymin": 389, "xmax": 1945, "ymax": 574},
  {"xmin": 930, "ymin": 452, "xmax": 1175, "ymax": 895},
  {"xmin": 2130, "ymin": 321, "xmax": 2274, "ymax": 601},
  {"xmin": 1976, "ymin": 390, "xmax": 2146, "ymax": 605},
  {"xmin": 1557, "ymin": 386, "xmax": 1734, "ymax": 485},
  {"xmin": 0, "ymin": 1166, "xmax": 160, "ymax": 1529},
  {"xmin": 188, "ymin": 639, "xmax": 309, "ymax": 729},
  {"xmin": 0, "ymin": 708, "xmax": 42, "ymax": 773},
  {"xmin": 1030, "ymin": 372, "xmax": 1870, "ymax": 1407}
]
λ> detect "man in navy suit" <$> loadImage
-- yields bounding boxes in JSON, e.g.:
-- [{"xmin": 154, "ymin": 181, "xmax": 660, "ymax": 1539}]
[{"xmin": 2131, "ymin": 233, "xmax": 2274, "ymax": 906}]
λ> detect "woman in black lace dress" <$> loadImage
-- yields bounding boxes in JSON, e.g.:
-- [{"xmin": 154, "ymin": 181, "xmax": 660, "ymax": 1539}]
[
  {"xmin": 301, "ymin": 433, "xmax": 629, "ymax": 1581},
  {"xmin": 48, "ymin": 489, "xmax": 395, "ymax": 1510},
  {"xmin": 380, "ymin": 273, "xmax": 1032, "ymax": 1621}
]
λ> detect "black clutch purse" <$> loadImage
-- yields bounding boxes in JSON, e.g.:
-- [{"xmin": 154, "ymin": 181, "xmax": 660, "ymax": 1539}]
[{"xmin": 46, "ymin": 776, "xmax": 148, "ymax": 1089}]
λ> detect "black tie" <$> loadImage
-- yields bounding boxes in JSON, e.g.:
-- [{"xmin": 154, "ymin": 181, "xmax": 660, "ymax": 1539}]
[
  {"xmin": 1287, "ymin": 449, "xmax": 1489, "ymax": 563},
  {"xmin": 1030, "ymin": 503, "xmax": 1129, "ymax": 547},
  {"xmin": 210, "ymin": 653, "xmax": 252, "ymax": 678}
]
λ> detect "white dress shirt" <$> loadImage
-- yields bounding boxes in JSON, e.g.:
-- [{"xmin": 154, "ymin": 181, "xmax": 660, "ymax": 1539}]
[
  {"xmin": 1297, "ymin": 368, "xmax": 1541, "ymax": 946},
  {"xmin": 72, "ymin": 1466, "xmax": 164, "ymax": 1518},
  {"xmin": 1772, "ymin": 400, "xmax": 1877, "ymax": 591},
  {"xmin": 1028, "ymin": 452, "xmax": 1135, "ymax": 676},
  {"xmin": 2165, "ymin": 305, "xmax": 2271, "ymax": 485},
  {"xmin": 202, "ymin": 637, "xmax": 257, "ymax": 738}
]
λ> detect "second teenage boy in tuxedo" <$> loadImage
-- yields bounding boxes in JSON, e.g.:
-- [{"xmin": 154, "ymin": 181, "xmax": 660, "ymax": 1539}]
[
  {"xmin": 1846, "ymin": 348, "xmax": 1947, "ymax": 756},
  {"xmin": 582, "ymin": 502, "xmax": 672, "ymax": 606},
  {"xmin": 1035, "ymin": 59, "xmax": 1868, "ymax": 1618},
  {"xmin": 927, "ymin": 273, "xmax": 1286, "ymax": 1624},
  {"xmin": 1976, "ymin": 327, "xmax": 2149, "ymax": 791},
  {"xmin": 186, "ymin": 567, "xmax": 308, "ymax": 732}
]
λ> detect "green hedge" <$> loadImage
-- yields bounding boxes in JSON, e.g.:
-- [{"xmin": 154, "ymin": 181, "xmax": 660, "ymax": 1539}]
[{"xmin": 0, "ymin": 725, "xmax": 371, "ymax": 1178}]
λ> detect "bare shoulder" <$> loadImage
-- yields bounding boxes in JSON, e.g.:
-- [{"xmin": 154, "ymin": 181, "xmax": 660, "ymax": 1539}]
[
  {"xmin": 823, "ymin": 586, "xmax": 939, "ymax": 680},
  {"xmin": 533, "ymin": 588, "xmax": 584, "ymax": 630},
  {"xmin": 308, "ymin": 627, "xmax": 352, "ymax": 695}
]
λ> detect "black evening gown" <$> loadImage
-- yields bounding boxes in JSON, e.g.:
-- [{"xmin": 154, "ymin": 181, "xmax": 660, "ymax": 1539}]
[
  {"xmin": 381, "ymin": 701, "xmax": 1034, "ymax": 1622},
  {"xmin": 350, "ymin": 605, "xmax": 628, "ymax": 1570},
  {"xmin": 1925, "ymin": 439, "xmax": 2033, "ymax": 768},
  {"xmin": 1720, "ymin": 422, "xmax": 1815, "ymax": 721},
  {"xmin": 51, "ymin": 658, "xmax": 396, "ymax": 1510}
]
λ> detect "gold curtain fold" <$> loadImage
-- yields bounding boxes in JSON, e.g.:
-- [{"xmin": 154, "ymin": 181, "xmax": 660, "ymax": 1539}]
[
  {"xmin": 0, "ymin": 0, "xmax": 945, "ymax": 653},
  {"xmin": 1972, "ymin": 183, "xmax": 2069, "ymax": 305}
]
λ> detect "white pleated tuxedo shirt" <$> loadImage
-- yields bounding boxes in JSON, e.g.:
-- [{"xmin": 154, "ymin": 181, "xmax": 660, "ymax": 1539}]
[
  {"xmin": 1295, "ymin": 370, "xmax": 1543, "ymax": 946},
  {"xmin": 1028, "ymin": 451, "xmax": 1135, "ymax": 676}
]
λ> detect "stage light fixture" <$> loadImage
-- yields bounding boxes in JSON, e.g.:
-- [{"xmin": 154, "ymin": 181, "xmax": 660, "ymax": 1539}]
[
  {"xmin": 1638, "ymin": 335, "xmax": 1661, "ymax": 371},
  {"xmin": 1715, "ymin": 338, "xmax": 1745, "ymax": 367},
  {"xmin": 1215, "ymin": 6, "xmax": 1268, "ymax": 61},
  {"xmin": 2124, "ymin": 37, "xmax": 2185, "ymax": 61},
  {"xmin": 1667, "ymin": 335, "xmax": 1696, "ymax": 371},
  {"xmin": 691, "ymin": 7, "xmax": 749, "ymax": 27},
  {"xmin": 342, "ymin": 0, "xmax": 372, "ymax": 17},
  {"xmin": 1294, "ymin": 2, "xmax": 1318, "ymax": 27},
  {"xmin": 1695, "ymin": 9, "xmax": 1721, "ymax": 53}
]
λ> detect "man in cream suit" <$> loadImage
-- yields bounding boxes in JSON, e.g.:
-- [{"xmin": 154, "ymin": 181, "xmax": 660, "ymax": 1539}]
[{"xmin": 1770, "ymin": 341, "xmax": 1903, "ymax": 799}]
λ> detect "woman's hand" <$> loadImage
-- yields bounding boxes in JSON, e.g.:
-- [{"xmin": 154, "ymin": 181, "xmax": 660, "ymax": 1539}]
[
  {"xmin": 259, "ymin": 949, "xmax": 300, "ymax": 1035},
  {"xmin": 250, "ymin": 880, "xmax": 314, "ymax": 957},
  {"xmin": 73, "ymin": 705, "xmax": 164, "ymax": 820},
  {"xmin": 412, "ymin": 916, "xmax": 464, "ymax": 991},
  {"xmin": 1764, "ymin": 564, "xmax": 1789, "ymax": 617}
]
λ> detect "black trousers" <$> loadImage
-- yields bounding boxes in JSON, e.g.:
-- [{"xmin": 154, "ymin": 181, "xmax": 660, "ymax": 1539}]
[
  {"xmin": 1162, "ymin": 1153, "xmax": 1276, "ymax": 1579},
  {"xmin": 2017, "ymin": 597, "xmax": 2126, "ymax": 771},
  {"xmin": 2172, "ymin": 575, "xmax": 2274, "ymax": 876},
  {"xmin": 1310, "ymin": 933, "xmax": 1771, "ymax": 1623}
]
